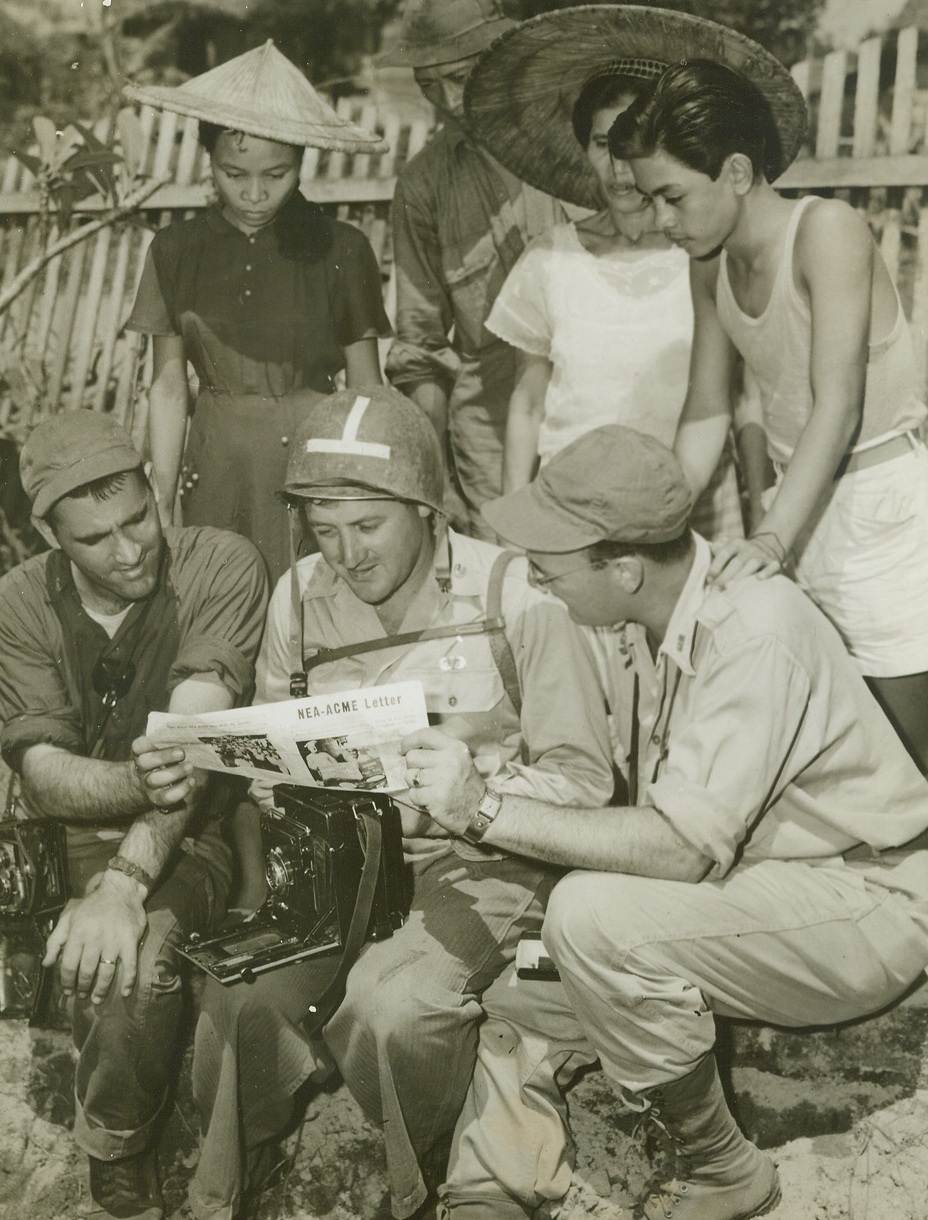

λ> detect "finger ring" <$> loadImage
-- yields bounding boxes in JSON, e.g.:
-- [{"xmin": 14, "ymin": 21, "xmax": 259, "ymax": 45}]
[
  {"xmin": 412, "ymin": 769, "xmax": 422, "ymax": 788},
  {"xmin": 100, "ymin": 958, "xmax": 117, "ymax": 966}
]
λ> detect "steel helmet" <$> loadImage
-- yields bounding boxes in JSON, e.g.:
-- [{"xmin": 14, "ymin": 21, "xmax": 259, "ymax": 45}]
[{"xmin": 282, "ymin": 385, "xmax": 444, "ymax": 513}]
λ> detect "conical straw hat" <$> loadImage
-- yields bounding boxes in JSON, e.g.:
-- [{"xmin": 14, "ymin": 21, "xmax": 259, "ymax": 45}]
[
  {"xmin": 124, "ymin": 40, "xmax": 388, "ymax": 154},
  {"xmin": 464, "ymin": 5, "xmax": 808, "ymax": 210}
]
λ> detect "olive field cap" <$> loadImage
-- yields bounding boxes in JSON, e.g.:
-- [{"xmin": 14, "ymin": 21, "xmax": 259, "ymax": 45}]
[
  {"xmin": 282, "ymin": 386, "xmax": 444, "ymax": 514},
  {"xmin": 375, "ymin": 0, "xmax": 516, "ymax": 69},
  {"xmin": 482, "ymin": 425, "xmax": 693, "ymax": 553},
  {"xmin": 124, "ymin": 40, "xmax": 387, "ymax": 154},
  {"xmin": 464, "ymin": 4, "xmax": 808, "ymax": 209},
  {"xmin": 20, "ymin": 410, "xmax": 142, "ymax": 519}
]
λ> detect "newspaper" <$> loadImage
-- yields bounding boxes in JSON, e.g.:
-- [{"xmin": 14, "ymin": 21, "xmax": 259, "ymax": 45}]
[{"xmin": 145, "ymin": 680, "xmax": 428, "ymax": 794}]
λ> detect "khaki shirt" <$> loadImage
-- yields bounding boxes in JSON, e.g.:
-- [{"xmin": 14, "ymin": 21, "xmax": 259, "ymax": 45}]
[
  {"xmin": 259, "ymin": 530, "xmax": 614, "ymax": 857},
  {"xmin": 592, "ymin": 535, "xmax": 928, "ymax": 879}
]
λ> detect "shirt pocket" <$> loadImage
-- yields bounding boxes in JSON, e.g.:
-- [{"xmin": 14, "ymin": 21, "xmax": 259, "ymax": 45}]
[
  {"xmin": 406, "ymin": 664, "xmax": 505, "ymax": 718},
  {"xmin": 442, "ymin": 244, "xmax": 499, "ymax": 348}
]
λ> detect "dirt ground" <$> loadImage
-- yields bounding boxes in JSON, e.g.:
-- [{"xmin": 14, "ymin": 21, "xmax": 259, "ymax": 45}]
[{"xmin": 3, "ymin": 999, "xmax": 928, "ymax": 1220}]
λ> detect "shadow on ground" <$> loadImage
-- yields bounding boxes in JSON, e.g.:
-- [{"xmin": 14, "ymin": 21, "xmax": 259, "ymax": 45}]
[{"xmin": 4, "ymin": 987, "xmax": 928, "ymax": 1219}]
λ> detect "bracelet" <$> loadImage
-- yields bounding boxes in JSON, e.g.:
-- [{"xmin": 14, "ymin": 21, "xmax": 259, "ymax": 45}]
[
  {"xmin": 749, "ymin": 531, "xmax": 787, "ymax": 566},
  {"xmin": 106, "ymin": 855, "xmax": 157, "ymax": 893}
]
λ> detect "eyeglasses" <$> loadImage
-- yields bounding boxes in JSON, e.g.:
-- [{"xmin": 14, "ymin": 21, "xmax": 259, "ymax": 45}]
[
  {"xmin": 527, "ymin": 560, "xmax": 596, "ymax": 591},
  {"xmin": 92, "ymin": 656, "xmax": 137, "ymax": 710}
]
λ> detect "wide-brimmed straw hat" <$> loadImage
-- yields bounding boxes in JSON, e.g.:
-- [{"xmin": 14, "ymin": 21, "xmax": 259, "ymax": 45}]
[
  {"xmin": 375, "ymin": 0, "xmax": 516, "ymax": 69},
  {"xmin": 464, "ymin": 4, "xmax": 808, "ymax": 210},
  {"xmin": 124, "ymin": 40, "xmax": 388, "ymax": 154}
]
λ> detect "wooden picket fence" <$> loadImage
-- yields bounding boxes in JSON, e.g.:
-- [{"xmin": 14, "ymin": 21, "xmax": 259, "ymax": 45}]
[
  {"xmin": 0, "ymin": 26, "xmax": 927, "ymax": 450},
  {"xmin": 0, "ymin": 95, "xmax": 431, "ymax": 449}
]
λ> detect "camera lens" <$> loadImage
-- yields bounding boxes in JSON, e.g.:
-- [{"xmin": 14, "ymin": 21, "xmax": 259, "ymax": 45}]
[
  {"xmin": 265, "ymin": 846, "xmax": 299, "ymax": 899},
  {"xmin": 0, "ymin": 864, "xmax": 25, "ymax": 913}
]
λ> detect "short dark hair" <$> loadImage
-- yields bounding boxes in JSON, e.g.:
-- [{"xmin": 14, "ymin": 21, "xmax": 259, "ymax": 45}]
[
  {"xmin": 587, "ymin": 531, "xmax": 693, "ymax": 569},
  {"xmin": 198, "ymin": 121, "xmax": 302, "ymax": 161},
  {"xmin": 48, "ymin": 467, "xmax": 144, "ymax": 525},
  {"xmin": 571, "ymin": 70, "xmax": 655, "ymax": 149},
  {"xmin": 609, "ymin": 59, "xmax": 782, "ymax": 182}
]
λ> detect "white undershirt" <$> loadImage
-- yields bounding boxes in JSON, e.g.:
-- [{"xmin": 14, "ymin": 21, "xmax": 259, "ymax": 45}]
[{"xmin": 83, "ymin": 602, "xmax": 132, "ymax": 638}]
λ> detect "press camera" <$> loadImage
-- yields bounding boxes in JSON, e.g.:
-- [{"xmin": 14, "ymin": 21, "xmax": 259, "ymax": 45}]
[
  {"xmin": 0, "ymin": 818, "xmax": 69, "ymax": 1024},
  {"xmin": 180, "ymin": 785, "xmax": 407, "ymax": 984}
]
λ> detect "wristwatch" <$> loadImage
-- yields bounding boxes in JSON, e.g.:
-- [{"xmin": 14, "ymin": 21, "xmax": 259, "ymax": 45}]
[{"xmin": 460, "ymin": 787, "xmax": 503, "ymax": 846}]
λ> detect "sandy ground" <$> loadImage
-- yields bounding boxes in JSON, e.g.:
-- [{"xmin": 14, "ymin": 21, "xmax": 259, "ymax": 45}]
[{"xmin": 3, "ymin": 1011, "xmax": 928, "ymax": 1220}]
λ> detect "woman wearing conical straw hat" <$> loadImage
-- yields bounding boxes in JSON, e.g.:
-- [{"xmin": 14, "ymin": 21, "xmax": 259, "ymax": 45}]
[
  {"xmin": 125, "ymin": 41, "xmax": 391, "ymax": 587},
  {"xmin": 473, "ymin": 57, "xmax": 744, "ymax": 542},
  {"xmin": 122, "ymin": 42, "xmax": 391, "ymax": 1061}
]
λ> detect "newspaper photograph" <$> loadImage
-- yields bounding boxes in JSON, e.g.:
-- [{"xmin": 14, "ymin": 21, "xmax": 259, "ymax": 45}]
[{"xmin": 145, "ymin": 680, "xmax": 428, "ymax": 793}]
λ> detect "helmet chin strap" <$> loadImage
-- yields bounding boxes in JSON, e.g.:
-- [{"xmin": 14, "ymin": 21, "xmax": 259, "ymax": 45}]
[
  {"xmin": 283, "ymin": 494, "xmax": 522, "ymax": 712},
  {"xmin": 288, "ymin": 505, "xmax": 308, "ymax": 697}
]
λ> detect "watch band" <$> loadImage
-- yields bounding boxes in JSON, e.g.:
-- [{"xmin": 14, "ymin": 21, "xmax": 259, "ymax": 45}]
[
  {"xmin": 461, "ymin": 787, "xmax": 503, "ymax": 846},
  {"xmin": 106, "ymin": 855, "xmax": 156, "ymax": 893}
]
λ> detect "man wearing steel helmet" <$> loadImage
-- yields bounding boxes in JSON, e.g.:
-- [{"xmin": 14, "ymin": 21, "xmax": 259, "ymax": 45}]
[
  {"xmin": 403, "ymin": 424, "xmax": 928, "ymax": 1220},
  {"xmin": 378, "ymin": 0, "xmax": 564, "ymax": 538},
  {"xmin": 189, "ymin": 386, "xmax": 614, "ymax": 1220}
]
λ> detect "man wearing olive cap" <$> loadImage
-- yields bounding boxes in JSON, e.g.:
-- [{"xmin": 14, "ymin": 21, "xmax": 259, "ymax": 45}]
[
  {"xmin": 0, "ymin": 410, "xmax": 268, "ymax": 1220},
  {"xmin": 403, "ymin": 424, "xmax": 928, "ymax": 1220}
]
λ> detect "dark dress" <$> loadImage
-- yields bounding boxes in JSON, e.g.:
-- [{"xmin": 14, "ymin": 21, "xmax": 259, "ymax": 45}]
[{"xmin": 128, "ymin": 192, "xmax": 392, "ymax": 582}]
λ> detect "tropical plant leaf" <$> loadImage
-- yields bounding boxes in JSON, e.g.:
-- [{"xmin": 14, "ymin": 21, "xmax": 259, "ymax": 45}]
[{"xmin": 13, "ymin": 151, "xmax": 43, "ymax": 177}]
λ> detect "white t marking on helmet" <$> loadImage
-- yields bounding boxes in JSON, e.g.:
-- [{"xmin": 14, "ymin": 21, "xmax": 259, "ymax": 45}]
[{"xmin": 303, "ymin": 395, "xmax": 392, "ymax": 460}]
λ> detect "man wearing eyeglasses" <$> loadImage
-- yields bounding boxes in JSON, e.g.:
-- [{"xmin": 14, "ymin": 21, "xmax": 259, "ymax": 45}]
[
  {"xmin": 401, "ymin": 424, "xmax": 928, "ymax": 1220},
  {"xmin": 0, "ymin": 410, "xmax": 268, "ymax": 1220}
]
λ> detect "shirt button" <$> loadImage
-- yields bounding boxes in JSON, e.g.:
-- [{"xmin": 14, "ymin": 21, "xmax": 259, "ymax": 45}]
[
  {"xmin": 281, "ymin": 436, "xmax": 289, "ymax": 446},
  {"xmin": 248, "ymin": 235, "xmax": 256, "ymax": 243},
  {"xmin": 245, "ymin": 264, "xmax": 252, "ymax": 271},
  {"xmin": 453, "ymin": 563, "xmax": 465, "ymax": 575},
  {"xmin": 651, "ymin": 733, "xmax": 661, "ymax": 745},
  {"xmin": 448, "ymin": 696, "xmax": 458, "ymax": 707},
  {"xmin": 244, "ymin": 289, "xmax": 252, "ymax": 297}
]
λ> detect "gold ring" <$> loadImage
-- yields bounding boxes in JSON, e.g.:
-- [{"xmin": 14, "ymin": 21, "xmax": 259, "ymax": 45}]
[{"xmin": 412, "ymin": 769, "xmax": 422, "ymax": 788}]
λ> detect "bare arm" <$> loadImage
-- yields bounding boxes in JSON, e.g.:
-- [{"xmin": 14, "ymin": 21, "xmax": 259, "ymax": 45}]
[
  {"xmin": 39, "ymin": 672, "xmax": 234, "ymax": 1003},
  {"xmin": 711, "ymin": 202, "xmax": 872, "ymax": 586},
  {"xmin": 503, "ymin": 351, "xmax": 551, "ymax": 493},
  {"xmin": 674, "ymin": 256, "xmax": 739, "ymax": 499},
  {"xmin": 344, "ymin": 335, "xmax": 384, "ymax": 387},
  {"xmin": 147, "ymin": 334, "xmax": 190, "ymax": 527},
  {"xmin": 755, "ymin": 202, "xmax": 870, "ymax": 551},
  {"xmin": 408, "ymin": 379, "xmax": 450, "ymax": 444},
  {"xmin": 401, "ymin": 728, "xmax": 711, "ymax": 883}
]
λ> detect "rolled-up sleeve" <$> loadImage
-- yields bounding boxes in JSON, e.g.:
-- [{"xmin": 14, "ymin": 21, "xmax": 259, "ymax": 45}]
[
  {"xmin": 496, "ymin": 584, "xmax": 614, "ymax": 807},
  {"xmin": 645, "ymin": 635, "xmax": 813, "ymax": 876},
  {"xmin": 0, "ymin": 567, "xmax": 84, "ymax": 768},
  {"xmin": 385, "ymin": 175, "xmax": 461, "ymax": 392},
  {"xmin": 169, "ymin": 531, "xmax": 269, "ymax": 701}
]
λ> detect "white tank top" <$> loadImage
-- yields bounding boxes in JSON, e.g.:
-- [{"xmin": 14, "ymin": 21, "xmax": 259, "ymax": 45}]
[{"xmin": 716, "ymin": 195, "xmax": 926, "ymax": 463}]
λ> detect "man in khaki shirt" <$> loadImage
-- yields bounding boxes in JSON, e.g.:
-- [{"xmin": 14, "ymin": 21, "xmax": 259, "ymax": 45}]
[
  {"xmin": 404, "ymin": 425, "xmax": 928, "ymax": 1220},
  {"xmin": 380, "ymin": 0, "xmax": 563, "ymax": 537}
]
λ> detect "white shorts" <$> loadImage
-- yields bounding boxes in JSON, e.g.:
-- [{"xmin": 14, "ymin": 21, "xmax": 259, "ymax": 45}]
[{"xmin": 786, "ymin": 438, "xmax": 928, "ymax": 677}]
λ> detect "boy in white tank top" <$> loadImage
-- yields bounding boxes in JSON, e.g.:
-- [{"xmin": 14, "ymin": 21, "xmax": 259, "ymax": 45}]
[{"xmin": 612, "ymin": 57, "xmax": 928, "ymax": 774}]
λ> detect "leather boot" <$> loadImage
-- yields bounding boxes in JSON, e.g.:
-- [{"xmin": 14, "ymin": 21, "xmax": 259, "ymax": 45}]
[{"xmin": 635, "ymin": 1054, "xmax": 781, "ymax": 1220}]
